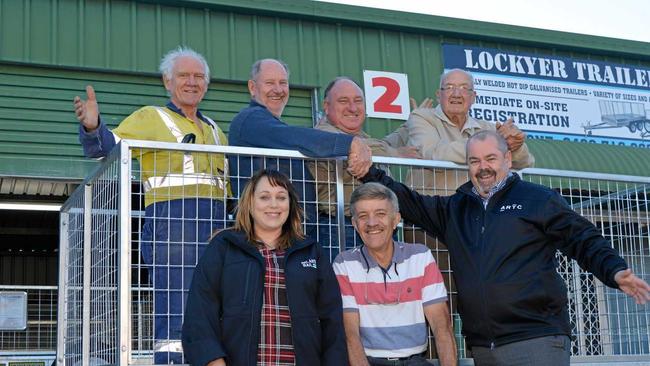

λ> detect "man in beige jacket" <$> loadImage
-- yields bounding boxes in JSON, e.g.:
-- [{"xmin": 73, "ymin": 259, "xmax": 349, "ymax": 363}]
[
  {"xmin": 403, "ymin": 69, "xmax": 537, "ymax": 302},
  {"xmin": 406, "ymin": 68, "xmax": 535, "ymax": 196},
  {"xmin": 311, "ymin": 77, "xmax": 420, "ymax": 254}
]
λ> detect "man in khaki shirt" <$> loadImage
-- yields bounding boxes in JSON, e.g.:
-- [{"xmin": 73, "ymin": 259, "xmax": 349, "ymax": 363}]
[
  {"xmin": 311, "ymin": 77, "xmax": 420, "ymax": 254},
  {"xmin": 406, "ymin": 68, "xmax": 535, "ymax": 196}
]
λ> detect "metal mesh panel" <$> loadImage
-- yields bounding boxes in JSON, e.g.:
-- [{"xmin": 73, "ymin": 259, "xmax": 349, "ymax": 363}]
[
  {"xmin": 89, "ymin": 156, "xmax": 121, "ymax": 364},
  {"xmin": 522, "ymin": 173, "xmax": 650, "ymax": 357},
  {"xmin": 58, "ymin": 141, "xmax": 650, "ymax": 365},
  {"xmin": 0, "ymin": 286, "xmax": 57, "ymax": 351},
  {"xmin": 59, "ymin": 180, "xmax": 85, "ymax": 365},
  {"xmin": 58, "ymin": 151, "xmax": 122, "ymax": 365},
  {"xmin": 130, "ymin": 145, "xmax": 230, "ymax": 364}
]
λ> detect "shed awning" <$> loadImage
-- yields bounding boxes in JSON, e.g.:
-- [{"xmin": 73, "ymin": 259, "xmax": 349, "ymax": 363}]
[{"xmin": 526, "ymin": 139, "xmax": 650, "ymax": 177}]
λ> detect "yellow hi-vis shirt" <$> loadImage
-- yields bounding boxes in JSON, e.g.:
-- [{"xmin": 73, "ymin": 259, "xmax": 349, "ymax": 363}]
[{"xmin": 111, "ymin": 105, "xmax": 231, "ymax": 207}]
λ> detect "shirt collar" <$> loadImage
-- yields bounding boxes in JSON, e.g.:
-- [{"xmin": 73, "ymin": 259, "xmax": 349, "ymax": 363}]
[
  {"xmin": 165, "ymin": 101, "xmax": 209, "ymax": 124},
  {"xmin": 359, "ymin": 241, "xmax": 405, "ymax": 270},
  {"xmin": 472, "ymin": 172, "xmax": 514, "ymax": 207},
  {"xmin": 434, "ymin": 104, "xmax": 482, "ymax": 133},
  {"xmin": 317, "ymin": 118, "xmax": 370, "ymax": 138},
  {"xmin": 249, "ymin": 99, "xmax": 266, "ymax": 110}
]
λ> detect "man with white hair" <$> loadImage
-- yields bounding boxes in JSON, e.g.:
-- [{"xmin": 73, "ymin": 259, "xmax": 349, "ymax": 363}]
[
  {"xmin": 74, "ymin": 46, "xmax": 230, "ymax": 364},
  {"xmin": 406, "ymin": 68, "xmax": 534, "ymax": 195}
]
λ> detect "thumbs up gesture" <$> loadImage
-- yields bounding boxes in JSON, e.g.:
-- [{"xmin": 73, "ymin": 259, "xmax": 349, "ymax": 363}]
[
  {"xmin": 73, "ymin": 85, "xmax": 100, "ymax": 132},
  {"xmin": 496, "ymin": 118, "xmax": 525, "ymax": 152}
]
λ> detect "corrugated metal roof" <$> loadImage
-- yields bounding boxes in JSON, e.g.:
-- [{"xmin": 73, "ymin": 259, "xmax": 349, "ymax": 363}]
[
  {"xmin": 527, "ymin": 139, "xmax": 650, "ymax": 177},
  {"xmin": 0, "ymin": 177, "xmax": 78, "ymax": 197},
  {"xmin": 2, "ymin": 0, "xmax": 648, "ymax": 92}
]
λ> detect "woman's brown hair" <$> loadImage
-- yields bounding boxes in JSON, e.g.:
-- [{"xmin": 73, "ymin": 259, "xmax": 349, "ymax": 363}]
[{"xmin": 234, "ymin": 169, "xmax": 304, "ymax": 250}]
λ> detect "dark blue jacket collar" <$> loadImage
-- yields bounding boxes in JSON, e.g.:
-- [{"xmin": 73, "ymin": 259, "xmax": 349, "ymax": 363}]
[{"xmin": 219, "ymin": 229, "xmax": 315, "ymax": 259}]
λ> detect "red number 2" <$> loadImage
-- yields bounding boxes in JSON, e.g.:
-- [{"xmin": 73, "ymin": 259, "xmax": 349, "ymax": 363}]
[{"xmin": 372, "ymin": 77, "xmax": 402, "ymax": 114}]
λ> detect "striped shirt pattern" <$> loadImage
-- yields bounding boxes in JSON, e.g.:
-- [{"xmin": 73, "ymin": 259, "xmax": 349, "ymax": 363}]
[
  {"xmin": 257, "ymin": 248, "xmax": 296, "ymax": 365},
  {"xmin": 333, "ymin": 242, "xmax": 448, "ymax": 358}
]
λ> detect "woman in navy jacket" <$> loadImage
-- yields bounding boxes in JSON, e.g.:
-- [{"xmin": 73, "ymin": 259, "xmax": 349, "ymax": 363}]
[{"xmin": 182, "ymin": 169, "xmax": 347, "ymax": 366}]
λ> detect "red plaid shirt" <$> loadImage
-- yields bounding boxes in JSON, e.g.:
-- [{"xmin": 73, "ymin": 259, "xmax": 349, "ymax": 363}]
[{"xmin": 257, "ymin": 247, "xmax": 296, "ymax": 365}]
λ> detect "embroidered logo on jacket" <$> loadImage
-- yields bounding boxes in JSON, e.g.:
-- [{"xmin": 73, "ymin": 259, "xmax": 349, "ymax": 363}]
[
  {"xmin": 500, "ymin": 204, "xmax": 523, "ymax": 212},
  {"xmin": 301, "ymin": 259, "xmax": 317, "ymax": 269}
]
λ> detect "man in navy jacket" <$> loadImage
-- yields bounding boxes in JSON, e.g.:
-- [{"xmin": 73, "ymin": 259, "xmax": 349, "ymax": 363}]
[
  {"xmin": 359, "ymin": 130, "xmax": 650, "ymax": 366},
  {"xmin": 228, "ymin": 59, "xmax": 372, "ymax": 247}
]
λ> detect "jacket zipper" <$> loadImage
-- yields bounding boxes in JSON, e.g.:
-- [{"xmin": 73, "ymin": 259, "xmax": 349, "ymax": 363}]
[
  {"xmin": 283, "ymin": 248, "xmax": 298, "ymax": 364},
  {"xmin": 477, "ymin": 198, "xmax": 496, "ymax": 348},
  {"xmin": 462, "ymin": 179, "xmax": 517, "ymax": 349}
]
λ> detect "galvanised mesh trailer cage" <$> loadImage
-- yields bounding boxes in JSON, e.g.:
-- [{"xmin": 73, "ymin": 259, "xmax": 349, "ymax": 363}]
[{"xmin": 57, "ymin": 141, "xmax": 650, "ymax": 365}]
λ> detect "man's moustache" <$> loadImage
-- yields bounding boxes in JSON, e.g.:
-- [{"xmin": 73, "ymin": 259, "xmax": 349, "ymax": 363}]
[{"xmin": 476, "ymin": 169, "xmax": 495, "ymax": 178}]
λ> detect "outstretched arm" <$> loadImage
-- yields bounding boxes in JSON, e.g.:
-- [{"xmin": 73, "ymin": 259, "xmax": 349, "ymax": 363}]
[{"xmin": 74, "ymin": 85, "xmax": 118, "ymax": 158}]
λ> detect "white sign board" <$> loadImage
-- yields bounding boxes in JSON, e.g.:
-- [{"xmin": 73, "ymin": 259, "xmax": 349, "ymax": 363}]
[
  {"xmin": 443, "ymin": 44, "xmax": 650, "ymax": 149},
  {"xmin": 363, "ymin": 70, "xmax": 410, "ymax": 120},
  {"xmin": 0, "ymin": 291, "xmax": 27, "ymax": 330}
]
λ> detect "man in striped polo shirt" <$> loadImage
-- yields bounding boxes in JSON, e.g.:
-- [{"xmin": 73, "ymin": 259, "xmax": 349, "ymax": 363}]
[{"xmin": 333, "ymin": 183, "xmax": 457, "ymax": 366}]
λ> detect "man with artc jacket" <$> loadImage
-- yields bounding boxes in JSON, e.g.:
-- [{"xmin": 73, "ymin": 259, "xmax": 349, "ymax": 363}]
[{"xmin": 359, "ymin": 130, "xmax": 649, "ymax": 366}]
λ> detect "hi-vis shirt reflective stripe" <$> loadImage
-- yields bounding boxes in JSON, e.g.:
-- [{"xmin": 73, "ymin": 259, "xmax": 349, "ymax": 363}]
[
  {"xmin": 203, "ymin": 115, "xmax": 229, "ymax": 183},
  {"xmin": 154, "ymin": 339, "xmax": 183, "ymax": 353},
  {"xmin": 143, "ymin": 173, "xmax": 224, "ymax": 192},
  {"xmin": 139, "ymin": 107, "xmax": 226, "ymax": 192}
]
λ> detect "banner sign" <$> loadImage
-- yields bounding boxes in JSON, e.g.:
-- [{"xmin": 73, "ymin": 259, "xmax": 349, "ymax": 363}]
[
  {"xmin": 363, "ymin": 70, "xmax": 411, "ymax": 120},
  {"xmin": 442, "ymin": 44, "xmax": 650, "ymax": 148}
]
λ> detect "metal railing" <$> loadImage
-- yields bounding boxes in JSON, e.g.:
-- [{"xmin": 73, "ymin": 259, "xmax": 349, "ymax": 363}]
[{"xmin": 57, "ymin": 140, "xmax": 650, "ymax": 365}]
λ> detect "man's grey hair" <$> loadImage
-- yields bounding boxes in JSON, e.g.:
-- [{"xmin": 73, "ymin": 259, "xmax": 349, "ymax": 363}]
[
  {"xmin": 159, "ymin": 46, "xmax": 210, "ymax": 82},
  {"xmin": 439, "ymin": 68, "xmax": 474, "ymax": 89},
  {"xmin": 350, "ymin": 182, "xmax": 399, "ymax": 218},
  {"xmin": 250, "ymin": 58, "xmax": 290, "ymax": 81},
  {"xmin": 466, "ymin": 130, "xmax": 509, "ymax": 160}
]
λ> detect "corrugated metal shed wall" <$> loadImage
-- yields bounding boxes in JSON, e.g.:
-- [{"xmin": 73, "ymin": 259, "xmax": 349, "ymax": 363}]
[
  {"xmin": 1, "ymin": 0, "xmax": 650, "ymax": 179},
  {"xmin": 4, "ymin": 0, "xmax": 647, "ymax": 93}
]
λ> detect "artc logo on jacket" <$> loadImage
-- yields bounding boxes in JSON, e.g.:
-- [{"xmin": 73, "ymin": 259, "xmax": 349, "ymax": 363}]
[
  {"xmin": 301, "ymin": 259, "xmax": 318, "ymax": 269},
  {"xmin": 500, "ymin": 204, "xmax": 523, "ymax": 212}
]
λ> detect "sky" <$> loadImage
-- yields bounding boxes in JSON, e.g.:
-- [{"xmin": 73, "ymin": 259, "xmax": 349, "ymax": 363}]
[{"xmin": 315, "ymin": 0, "xmax": 649, "ymax": 43}]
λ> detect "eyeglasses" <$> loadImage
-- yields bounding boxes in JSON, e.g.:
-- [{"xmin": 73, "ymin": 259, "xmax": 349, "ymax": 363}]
[
  {"xmin": 364, "ymin": 267, "xmax": 402, "ymax": 305},
  {"xmin": 440, "ymin": 84, "xmax": 474, "ymax": 94}
]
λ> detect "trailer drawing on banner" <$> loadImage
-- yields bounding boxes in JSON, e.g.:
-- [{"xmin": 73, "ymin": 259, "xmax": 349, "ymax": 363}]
[{"xmin": 583, "ymin": 100, "xmax": 650, "ymax": 139}]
